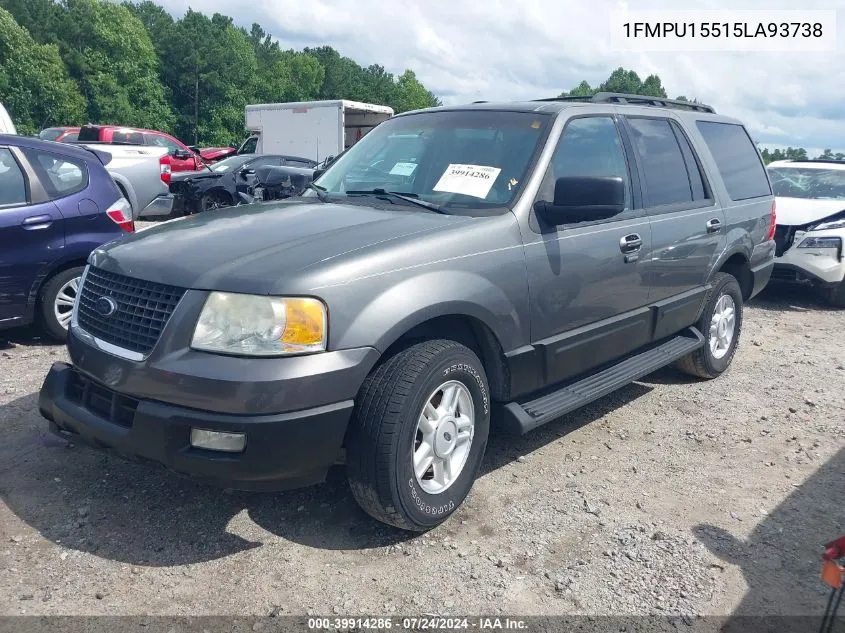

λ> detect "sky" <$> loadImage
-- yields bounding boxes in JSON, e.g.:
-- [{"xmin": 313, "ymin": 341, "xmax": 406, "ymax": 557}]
[{"xmin": 157, "ymin": 0, "xmax": 845, "ymax": 156}]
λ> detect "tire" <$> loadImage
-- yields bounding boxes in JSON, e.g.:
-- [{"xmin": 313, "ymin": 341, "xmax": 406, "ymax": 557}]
[
  {"xmin": 821, "ymin": 280, "xmax": 845, "ymax": 308},
  {"xmin": 39, "ymin": 266, "xmax": 85, "ymax": 342},
  {"xmin": 347, "ymin": 339, "xmax": 491, "ymax": 532},
  {"xmin": 675, "ymin": 272, "xmax": 743, "ymax": 379},
  {"xmin": 200, "ymin": 191, "xmax": 231, "ymax": 213}
]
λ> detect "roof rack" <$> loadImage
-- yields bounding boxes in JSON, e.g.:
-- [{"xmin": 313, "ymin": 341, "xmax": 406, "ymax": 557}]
[
  {"xmin": 535, "ymin": 92, "xmax": 716, "ymax": 114},
  {"xmin": 788, "ymin": 158, "xmax": 845, "ymax": 165}
]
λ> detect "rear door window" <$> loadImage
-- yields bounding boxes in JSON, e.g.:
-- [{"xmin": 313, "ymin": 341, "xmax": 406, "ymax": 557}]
[
  {"xmin": 0, "ymin": 148, "xmax": 27, "ymax": 206},
  {"xmin": 22, "ymin": 149, "xmax": 88, "ymax": 199},
  {"xmin": 626, "ymin": 117, "xmax": 693, "ymax": 207},
  {"xmin": 112, "ymin": 130, "xmax": 145, "ymax": 145},
  {"xmin": 695, "ymin": 121, "xmax": 771, "ymax": 200}
]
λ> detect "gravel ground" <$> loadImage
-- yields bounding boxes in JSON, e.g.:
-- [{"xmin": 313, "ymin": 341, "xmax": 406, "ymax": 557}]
[{"xmin": 1, "ymin": 271, "xmax": 843, "ymax": 619}]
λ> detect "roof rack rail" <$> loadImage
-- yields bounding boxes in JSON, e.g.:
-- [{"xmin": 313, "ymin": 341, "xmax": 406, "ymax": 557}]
[
  {"xmin": 535, "ymin": 92, "xmax": 716, "ymax": 114},
  {"xmin": 788, "ymin": 158, "xmax": 845, "ymax": 164}
]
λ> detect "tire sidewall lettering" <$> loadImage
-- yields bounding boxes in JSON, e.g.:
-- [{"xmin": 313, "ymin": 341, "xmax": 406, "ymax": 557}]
[
  {"xmin": 408, "ymin": 478, "xmax": 455, "ymax": 516},
  {"xmin": 442, "ymin": 362, "xmax": 489, "ymax": 415}
]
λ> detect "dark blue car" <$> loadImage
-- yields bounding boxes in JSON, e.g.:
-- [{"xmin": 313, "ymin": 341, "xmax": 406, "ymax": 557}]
[{"xmin": 0, "ymin": 134, "xmax": 133, "ymax": 341}]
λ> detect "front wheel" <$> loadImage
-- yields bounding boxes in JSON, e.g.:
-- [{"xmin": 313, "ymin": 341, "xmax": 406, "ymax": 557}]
[
  {"xmin": 675, "ymin": 272, "xmax": 743, "ymax": 379},
  {"xmin": 821, "ymin": 279, "xmax": 845, "ymax": 308},
  {"xmin": 39, "ymin": 266, "xmax": 85, "ymax": 342},
  {"xmin": 347, "ymin": 339, "xmax": 491, "ymax": 531}
]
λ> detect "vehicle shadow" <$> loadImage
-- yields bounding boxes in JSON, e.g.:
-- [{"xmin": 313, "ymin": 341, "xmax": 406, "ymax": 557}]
[
  {"xmin": 694, "ymin": 447, "xmax": 845, "ymax": 629},
  {"xmin": 0, "ymin": 382, "xmax": 653, "ymax": 565},
  {"xmin": 749, "ymin": 282, "xmax": 839, "ymax": 313},
  {"xmin": 0, "ymin": 325, "xmax": 59, "ymax": 348}
]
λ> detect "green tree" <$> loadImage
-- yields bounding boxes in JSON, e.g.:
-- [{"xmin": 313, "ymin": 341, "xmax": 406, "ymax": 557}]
[
  {"xmin": 55, "ymin": 0, "xmax": 174, "ymax": 131},
  {"xmin": 0, "ymin": 6, "xmax": 85, "ymax": 134},
  {"xmin": 392, "ymin": 69, "xmax": 440, "ymax": 112}
]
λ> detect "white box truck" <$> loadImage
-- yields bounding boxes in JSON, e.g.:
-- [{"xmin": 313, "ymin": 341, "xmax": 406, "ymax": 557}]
[{"xmin": 243, "ymin": 100, "xmax": 394, "ymax": 162}]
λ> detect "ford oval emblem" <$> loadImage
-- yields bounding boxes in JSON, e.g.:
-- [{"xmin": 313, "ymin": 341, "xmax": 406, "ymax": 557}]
[{"xmin": 94, "ymin": 296, "xmax": 118, "ymax": 317}]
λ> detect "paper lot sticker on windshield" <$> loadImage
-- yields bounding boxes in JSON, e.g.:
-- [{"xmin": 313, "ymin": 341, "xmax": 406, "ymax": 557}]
[
  {"xmin": 433, "ymin": 164, "xmax": 502, "ymax": 199},
  {"xmin": 389, "ymin": 162, "xmax": 418, "ymax": 176}
]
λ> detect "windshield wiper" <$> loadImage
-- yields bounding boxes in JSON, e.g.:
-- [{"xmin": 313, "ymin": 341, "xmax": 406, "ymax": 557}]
[
  {"xmin": 307, "ymin": 182, "xmax": 329, "ymax": 202},
  {"xmin": 345, "ymin": 189, "xmax": 447, "ymax": 214}
]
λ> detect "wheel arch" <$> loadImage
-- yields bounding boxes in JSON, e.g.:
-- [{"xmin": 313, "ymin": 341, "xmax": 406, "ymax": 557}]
[{"xmin": 715, "ymin": 251, "xmax": 753, "ymax": 300}]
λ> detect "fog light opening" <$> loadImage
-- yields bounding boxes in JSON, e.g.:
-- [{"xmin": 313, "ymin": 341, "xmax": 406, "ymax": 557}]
[{"xmin": 190, "ymin": 428, "xmax": 246, "ymax": 453}]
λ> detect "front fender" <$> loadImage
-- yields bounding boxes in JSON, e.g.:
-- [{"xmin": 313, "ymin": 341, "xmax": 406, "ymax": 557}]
[{"xmin": 333, "ymin": 270, "xmax": 526, "ymax": 355}]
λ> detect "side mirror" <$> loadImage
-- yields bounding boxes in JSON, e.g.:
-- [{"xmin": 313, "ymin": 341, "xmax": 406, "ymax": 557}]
[
  {"xmin": 240, "ymin": 168, "xmax": 255, "ymax": 178},
  {"xmin": 535, "ymin": 176, "xmax": 625, "ymax": 225},
  {"xmin": 187, "ymin": 145, "xmax": 199, "ymax": 153},
  {"xmin": 172, "ymin": 149, "xmax": 191, "ymax": 160}
]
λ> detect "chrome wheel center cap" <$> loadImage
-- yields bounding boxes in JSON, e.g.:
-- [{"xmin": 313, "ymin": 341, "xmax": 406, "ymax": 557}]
[{"xmin": 434, "ymin": 419, "xmax": 458, "ymax": 458}]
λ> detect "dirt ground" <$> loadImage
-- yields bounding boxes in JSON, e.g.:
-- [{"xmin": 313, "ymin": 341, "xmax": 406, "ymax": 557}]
[{"xmin": 1, "ymin": 276, "xmax": 843, "ymax": 619}]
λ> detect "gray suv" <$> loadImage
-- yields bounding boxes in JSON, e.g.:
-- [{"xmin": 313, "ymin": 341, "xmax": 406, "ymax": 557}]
[{"xmin": 39, "ymin": 93, "xmax": 776, "ymax": 532}]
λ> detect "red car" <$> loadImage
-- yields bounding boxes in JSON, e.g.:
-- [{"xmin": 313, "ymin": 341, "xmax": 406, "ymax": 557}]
[{"xmin": 40, "ymin": 125, "xmax": 231, "ymax": 171}]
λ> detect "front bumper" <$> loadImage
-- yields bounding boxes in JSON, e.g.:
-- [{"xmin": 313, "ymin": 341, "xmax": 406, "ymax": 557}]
[
  {"xmin": 40, "ymin": 363, "xmax": 353, "ymax": 490},
  {"xmin": 140, "ymin": 194, "xmax": 175, "ymax": 218},
  {"xmin": 38, "ymin": 322, "xmax": 381, "ymax": 491},
  {"xmin": 773, "ymin": 229, "xmax": 845, "ymax": 286}
]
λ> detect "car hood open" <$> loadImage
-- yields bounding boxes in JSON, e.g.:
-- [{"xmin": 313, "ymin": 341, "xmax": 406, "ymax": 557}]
[
  {"xmin": 90, "ymin": 199, "xmax": 465, "ymax": 295},
  {"xmin": 775, "ymin": 197, "xmax": 845, "ymax": 227}
]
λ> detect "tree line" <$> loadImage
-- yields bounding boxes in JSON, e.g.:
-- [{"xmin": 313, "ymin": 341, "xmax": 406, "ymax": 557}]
[{"xmin": 0, "ymin": 0, "xmax": 441, "ymax": 145}]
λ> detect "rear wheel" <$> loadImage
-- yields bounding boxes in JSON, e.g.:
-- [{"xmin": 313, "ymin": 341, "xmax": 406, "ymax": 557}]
[
  {"xmin": 346, "ymin": 339, "xmax": 490, "ymax": 531},
  {"xmin": 675, "ymin": 272, "xmax": 743, "ymax": 379},
  {"xmin": 821, "ymin": 280, "xmax": 845, "ymax": 308},
  {"xmin": 39, "ymin": 266, "xmax": 85, "ymax": 342}
]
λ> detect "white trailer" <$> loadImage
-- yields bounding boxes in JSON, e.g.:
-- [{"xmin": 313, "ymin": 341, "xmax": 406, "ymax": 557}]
[{"xmin": 243, "ymin": 100, "xmax": 394, "ymax": 162}]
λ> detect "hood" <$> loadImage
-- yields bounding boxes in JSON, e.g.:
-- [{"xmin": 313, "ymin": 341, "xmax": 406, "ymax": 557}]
[
  {"xmin": 199, "ymin": 147, "xmax": 236, "ymax": 161},
  {"xmin": 90, "ymin": 200, "xmax": 467, "ymax": 294},
  {"xmin": 775, "ymin": 197, "xmax": 845, "ymax": 227},
  {"xmin": 170, "ymin": 169, "xmax": 222, "ymax": 183}
]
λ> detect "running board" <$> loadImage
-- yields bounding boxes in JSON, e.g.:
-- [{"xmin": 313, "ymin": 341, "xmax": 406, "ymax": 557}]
[{"xmin": 499, "ymin": 327, "xmax": 705, "ymax": 435}]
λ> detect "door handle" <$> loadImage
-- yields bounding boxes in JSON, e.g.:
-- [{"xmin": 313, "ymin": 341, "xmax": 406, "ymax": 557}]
[
  {"xmin": 21, "ymin": 215, "xmax": 53, "ymax": 230},
  {"xmin": 706, "ymin": 218, "xmax": 722, "ymax": 233},
  {"xmin": 619, "ymin": 233, "xmax": 642, "ymax": 253}
]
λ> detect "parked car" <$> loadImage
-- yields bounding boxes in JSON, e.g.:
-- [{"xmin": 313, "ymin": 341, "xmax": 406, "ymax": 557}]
[
  {"xmin": 248, "ymin": 164, "xmax": 315, "ymax": 204},
  {"xmin": 767, "ymin": 159, "xmax": 845, "ymax": 307},
  {"xmin": 39, "ymin": 93, "xmax": 775, "ymax": 531},
  {"xmin": 0, "ymin": 134, "xmax": 132, "ymax": 340},
  {"xmin": 76, "ymin": 124, "xmax": 210, "ymax": 173},
  {"xmin": 0, "ymin": 103, "xmax": 16, "ymax": 134},
  {"xmin": 39, "ymin": 127, "xmax": 79, "ymax": 143},
  {"xmin": 168, "ymin": 154, "xmax": 316, "ymax": 215},
  {"xmin": 69, "ymin": 142, "xmax": 171, "ymax": 221}
]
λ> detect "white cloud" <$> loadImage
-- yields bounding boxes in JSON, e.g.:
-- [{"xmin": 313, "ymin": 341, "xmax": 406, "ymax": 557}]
[{"xmin": 158, "ymin": 0, "xmax": 845, "ymax": 151}]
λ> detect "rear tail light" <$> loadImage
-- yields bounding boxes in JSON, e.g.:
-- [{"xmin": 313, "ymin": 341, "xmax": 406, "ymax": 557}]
[
  {"xmin": 767, "ymin": 198, "xmax": 777, "ymax": 240},
  {"xmin": 160, "ymin": 157, "xmax": 171, "ymax": 185},
  {"xmin": 106, "ymin": 197, "xmax": 134, "ymax": 233}
]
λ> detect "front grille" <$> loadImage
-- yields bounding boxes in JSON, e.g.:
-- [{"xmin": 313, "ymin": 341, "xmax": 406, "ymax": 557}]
[
  {"xmin": 77, "ymin": 267, "xmax": 186, "ymax": 356},
  {"xmin": 66, "ymin": 369, "xmax": 138, "ymax": 428},
  {"xmin": 774, "ymin": 225, "xmax": 796, "ymax": 257}
]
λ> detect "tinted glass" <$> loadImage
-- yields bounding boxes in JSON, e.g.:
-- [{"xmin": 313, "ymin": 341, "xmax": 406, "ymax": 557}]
[
  {"xmin": 211, "ymin": 155, "xmax": 254, "ymax": 172},
  {"xmin": 147, "ymin": 134, "xmax": 182, "ymax": 153},
  {"xmin": 627, "ymin": 118, "xmax": 692, "ymax": 206},
  {"xmin": 285, "ymin": 159, "xmax": 315, "ymax": 168},
  {"xmin": 538, "ymin": 116, "xmax": 630, "ymax": 210},
  {"xmin": 670, "ymin": 121, "xmax": 708, "ymax": 201},
  {"xmin": 696, "ymin": 121, "xmax": 771, "ymax": 200},
  {"xmin": 39, "ymin": 128, "xmax": 65, "ymax": 141},
  {"xmin": 112, "ymin": 131, "xmax": 144, "ymax": 145},
  {"xmin": 315, "ymin": 110, "xmax": 552, "ymax": 211},
  {"xmin": 240, "ymin": 137, "xmax": 258, "ymax": 154},
  {"xmin": 767, "ymin": 167, "xmax": 845, "ymax": 200},
  {"xmin": 60, "ymin": 132, "xmax": 79, "ymax": 143},
  {"xmin": 23, "ymin": 149, "xmax": 88, "ymax": 198},
  {"xmin": 0, "ymin": 148, "xmax": 27, "ymax": 205}
]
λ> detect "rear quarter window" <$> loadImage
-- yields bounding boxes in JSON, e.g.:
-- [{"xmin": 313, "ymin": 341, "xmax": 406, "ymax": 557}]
[
  {"xmin": 695, "ymin": 121, "xmax": 771, "ymax": 200},
  {"xmin": 22, "ymin": 148, "xmax": 89, "ymax": 199}
]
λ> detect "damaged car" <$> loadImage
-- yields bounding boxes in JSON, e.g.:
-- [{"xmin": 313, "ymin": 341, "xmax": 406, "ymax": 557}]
[
  {"xmin": 768, "ymin": 159, "xmax": 845, "ymax": 307},
  {"xmin": 169, "ymin": 154, "xmax": 315, "ymax": 214},
  {"xmin": 248, "ymin": 164, "xmax": 316, "ymax": 203}
]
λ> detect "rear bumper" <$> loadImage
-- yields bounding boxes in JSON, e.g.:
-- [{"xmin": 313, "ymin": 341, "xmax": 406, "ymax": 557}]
[
  {"xmin": 140, "ymin": 194, "xmax": 174, "ymax": 218},
  {"xmin": 39, "ymin": 362, "xmax": 353, "ymax": 491}
]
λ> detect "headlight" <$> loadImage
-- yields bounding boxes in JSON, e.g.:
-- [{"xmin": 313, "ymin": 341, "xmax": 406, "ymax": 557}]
[
  {"xmin": 191, "ymin": 292, "xmax": 327, "ymax": 356},
  {"xmin": 797, "ymin": 236, "xmax": 842, "ymax": 249},
  {"xmin": 809, "ymin": 217, "xmax": 845, "ymax": 231}
]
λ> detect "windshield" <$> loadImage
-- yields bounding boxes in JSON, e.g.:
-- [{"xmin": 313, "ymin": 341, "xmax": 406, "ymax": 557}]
[
  {"xmin": 768, "ymin": 166, "xmax": 845, "ymax": 200},
  {"xmin": 312, "ymin": 110, "xmax": 552, "ymax": 212},
  {"xmin": 39, "ymin": 128, "xmax": 65, "ymax": 141},
  {"xmin": 211, "ymin": 155, "xmax": 254, "ymax": 172}
]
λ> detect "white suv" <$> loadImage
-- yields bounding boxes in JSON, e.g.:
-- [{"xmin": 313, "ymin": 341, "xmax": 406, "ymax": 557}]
[{"xmin": 768, "ymin": 159, "xmax": 845, "ymax": 307}]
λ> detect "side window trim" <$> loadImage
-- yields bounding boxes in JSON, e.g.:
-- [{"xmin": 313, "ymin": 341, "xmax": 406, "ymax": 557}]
[
  {"xmin": 20, "ymin": 147, "xmax": 89, "ymax": 202},
  {"xmin": 620, "ymin": 115, "xmax": 717, "ymax": 216},
  {"xmin": 530, "ymin": 113, "xmax": 642, "ymax": 231},
  {"xmin": 668, "ymin": 119, "xmax": 714, "ymax": 202}
]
